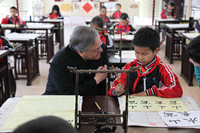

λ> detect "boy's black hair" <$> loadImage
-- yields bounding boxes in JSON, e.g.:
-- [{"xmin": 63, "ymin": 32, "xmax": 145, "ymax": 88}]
[
  {"xmin": 187, "ymin": 35, "xmax": 200, "ymax": 64},
  {"xmin": 120, "ymin": 13, "xmax": 129, "ymax": 20},
  {"xmin": 10, "ymin": 6, "xmax": 17, "ymax": 10},
  {"xmin": 13, "ymin": 116, "xmax": 77, "ymax": 133},
  {"xmin": 168, "ymin": 1, "xmax": 175, "ymax": 7},
  {"xmin": 115, "ymin": 3, "xmax": 121, "ymax": 7},
  {"xmin": 91, "ymin": 16, "xmax": 104, "ymax": 28},
  {"xmin": 100, "ymin": 6, "xmax": 107, "ymax": 11},
  {"xmin": 133, "ymin": 27, "xmax": 160, "ymax": 51},
  {"xmin": 51, "ymin": 5, "xmax": 61, "ymax": 16}
]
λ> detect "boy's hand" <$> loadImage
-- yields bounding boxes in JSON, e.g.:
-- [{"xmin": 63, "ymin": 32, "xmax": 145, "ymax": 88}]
[
  {"xmin": 133, "ymin": 91, "xmax": 147, "ymax": 96},
  {"xmin": 94, "ymin": 65, "xmax": 107, "ymax": 85},
  {"xmin": 189, "ymin": 58, "xmax": 200, "ymax": 67},
  {"xmin": 114, "ymin": 83, "xmax": 125, "ymax": 96}
]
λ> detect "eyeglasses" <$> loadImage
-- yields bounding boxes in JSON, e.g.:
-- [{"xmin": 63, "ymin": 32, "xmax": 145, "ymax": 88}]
[{"xmin": 87, "ymin": 42, "xmax": 103, "ymax": 53}]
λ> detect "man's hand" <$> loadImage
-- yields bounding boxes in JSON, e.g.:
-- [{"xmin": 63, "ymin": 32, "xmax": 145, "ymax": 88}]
[
  {"xmin": 114, "ymin": 83, "xmax": 125, "ymax": 96},
  {"xmin": 94, "ymin": 65, "xmax": 107, "ymax": 85},
  {"xmin": 133, "ymin": 91, "xmax": 147, "ymax": 96}
]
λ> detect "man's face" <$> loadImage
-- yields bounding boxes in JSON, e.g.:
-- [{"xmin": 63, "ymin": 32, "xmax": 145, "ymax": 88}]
[
  {"xmin": 79, "ymin": 35, "xmax": 103, "ymax": 61},
  {"xmin": 100, "ymin": 8, "xmax": 107, "ymax": 16},
  {"xmin": 10, "ymin": 9, "xmax": 17, "ymax": 17},
  {"xmin": 134, "ymin": 45, "xmax": 159, "ymax": 66}
]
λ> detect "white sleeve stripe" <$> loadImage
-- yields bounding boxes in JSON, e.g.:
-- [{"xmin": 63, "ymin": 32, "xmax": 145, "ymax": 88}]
[{"xmin": 159, "ymin": 61, "xmax": 176, "ymax": 90}]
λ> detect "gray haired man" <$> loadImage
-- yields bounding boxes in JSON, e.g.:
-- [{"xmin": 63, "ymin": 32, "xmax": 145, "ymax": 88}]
[{"xmin": 44, "ymin": 26, "xmax": 108, "ymax": 95}]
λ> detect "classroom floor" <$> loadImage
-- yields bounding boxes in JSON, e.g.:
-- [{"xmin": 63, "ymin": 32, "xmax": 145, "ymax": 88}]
[{"xmin": 13, "ymin": 20, "xmax": 200, "ymax": 105}]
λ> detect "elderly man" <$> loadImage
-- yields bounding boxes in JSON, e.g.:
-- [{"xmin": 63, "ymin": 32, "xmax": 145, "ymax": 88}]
[{"xmin": 44, "ymin": 26, "xmax": 108, "ymax": 95}]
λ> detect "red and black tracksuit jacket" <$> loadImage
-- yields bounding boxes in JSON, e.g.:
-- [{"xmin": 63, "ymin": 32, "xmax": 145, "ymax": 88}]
[
  {"xmin": 116, "ymin": 22, "xmax": 131, "ymax": 34},
  {"xmin": 108, "ymin": 56, "xmax": 183, "ymax": 98},
  {"xmin": 112, "ymin": 11, "xmax": 122, "ymax": 19},
  {"xmin": 99, "ymin": 14, "xmax": 110, "ymax": 23},
  {"xmin": 1, "ymin": 16, "xmax": 24, "ymax": 24}
]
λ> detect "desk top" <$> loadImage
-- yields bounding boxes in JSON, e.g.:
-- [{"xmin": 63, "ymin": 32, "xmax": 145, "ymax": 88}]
[
  {"xmin": 0, "ymin": 95, "xmax": 200, "ymax": 133},
  {"xmin": 5, "ymin": 32, "xmax": 41, "ymax": 41},
  {"xmin": 43, "ymin": 19, "xmax": 64, "ymax": 23},
  {"xmin": 111, "ymin": 34, "xmax": 134, "ymax": 41},
  {"xmin": 0, "ymin": 50, "xmax": 9, "ymax": 59},
  {"xmin": 155, "ymin": 18, "xmax": 176, "ymax": 22},
  {"xmin": 182, "ymin": 33, "xmax": 200, "ymax": 40},
  {"xmin": 109, "ymin": 50, "xmax": 136, "ymax": 63},
  {"xmin": 2, "ymin": 23, "xmax": 54, "ymax": 30},
  {"xmin": 165, "ymin": 24, "xmax": 191, "ymax": 29}
]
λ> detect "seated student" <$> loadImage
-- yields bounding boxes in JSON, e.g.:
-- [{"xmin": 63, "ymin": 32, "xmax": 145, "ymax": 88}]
[
  {"xmin": 44, "ymin": 26, "xmax": 108, "ymax": 96},
  {"xmin": 1, "ymin": 6, "xmax": 25, "ymax": 25},
  {"xmin": 49, "ymin": 5, "xmax": 63, "ymax": 19},
  {"xmin": 108, "ymin": 27, "xmax": 183, "ymax": 98},
  {"xmin": 99, "ymin": 6, "xmax": 110, "ymax": 23},
  {"xmin": 160, "ymin": 1, "xmax": 176, "ymax": 44},
  {"xmin": 112, "ymin": 3, "xmax": 122, "ymax": 20},
  {"xmin": 187, "ymin": 36, "xmax": 200, "ymax": 88},
  {"xmin": 161, "ymin": 1, "xmax": 176, "ymax": 19},
  {"xmin": 114, "ymin": 13, "xmax": 134, "ymax": 35},
  {"xmin": 0, "ymin": 24, "xmax": 14, "ymax": 50},
  {"xmin": 13, "ymin": 116, "xmax": 77, "ymax": 133},
  {"xmin": 90, "ymin": 16, "xmax": 113, "ymax": 48}
]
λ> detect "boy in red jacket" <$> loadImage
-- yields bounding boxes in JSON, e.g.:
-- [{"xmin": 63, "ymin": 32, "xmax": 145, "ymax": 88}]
[
  {"xmin": 99, "ymin": 6, "xmax": 110, "ymax": 23},
  {"xmin": 1, "ymin": 6, "xmax": 25, "ymax": 25},
  {"xmin": 112, "ymin": 3, "xmax": 122, "ymax": 20},
  {"xmin": 108, "ymin": 27, "xmax": 183, "ymax": 98}
]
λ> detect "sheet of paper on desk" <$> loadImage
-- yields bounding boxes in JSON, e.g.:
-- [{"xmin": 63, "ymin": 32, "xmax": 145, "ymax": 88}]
[
  {"xmin": 158, "ymin": 111, "xmax": 200, "ymax": 127},
  {"xmin": 121, "ymin": 96, "xmax": 188, "ymax": 112},
  {"xmin": 1, "ymin": 95, "xmax": 80, "ymax": 130}
]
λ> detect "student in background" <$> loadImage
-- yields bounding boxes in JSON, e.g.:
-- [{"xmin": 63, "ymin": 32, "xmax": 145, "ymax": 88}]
[
  {"xmin": 161, "ymin": 1, "xmax": 176, "ymax": 19},
  {"xmin": 108, "ymin": 27, "xmax": 183, "ymax": 98},
  {"xmin": 160, "ymin": 1, "xmax": 176, "ymax": 44},
  {"xmin": 112, "ymin": 3, "xmax": 122, "ymax": 20},
  {"xmin": 99, "ymin": 6, "xmax": 110, "ymax": 23},
  {"xmin": 13, "ymin": 116, "xmax": 77, "ymax": 133},
  {"xmin": 49, "ymin": 5, "xmax": 63, "ymax": 19},
  {"xmin": 90, "ymin": 16, "xmax": 113, "ymax": 48},
  {"xmin": 1, "ymin": 6, "xmax": 25, "ymax": 25},
  {"xmin": 114, "ymin": 13, "xmax": 134, "ymax": 35},
  {"xmin": 187, "ymin": 36, "xmax": 200, "ymax": 88}
]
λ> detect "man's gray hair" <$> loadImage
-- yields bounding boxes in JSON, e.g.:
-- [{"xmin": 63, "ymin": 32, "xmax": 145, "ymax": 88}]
[{"xmin": 69, "ymin": 26, "xmax": 99, "ymax": 52}]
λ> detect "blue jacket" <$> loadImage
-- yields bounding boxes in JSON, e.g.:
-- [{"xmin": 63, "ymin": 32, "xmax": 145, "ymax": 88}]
[{"xmin": 194, "ymin": 66, "xmax": 200, "ymax": 88}]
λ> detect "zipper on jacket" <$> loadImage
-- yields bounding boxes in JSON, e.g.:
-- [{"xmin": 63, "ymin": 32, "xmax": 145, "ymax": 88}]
[{"xmin": 143, "ymin": 76, "xmax": 147, "ymax": 91}]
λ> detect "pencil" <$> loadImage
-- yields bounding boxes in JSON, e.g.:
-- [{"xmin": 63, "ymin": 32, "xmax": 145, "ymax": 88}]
[
  {"xmin": 112, "ymin": 65, "xmax": 122, "ymax": 84},
  {"xmin": 95, "ymin": 101, "xmax": 101, "ymax": 111}
]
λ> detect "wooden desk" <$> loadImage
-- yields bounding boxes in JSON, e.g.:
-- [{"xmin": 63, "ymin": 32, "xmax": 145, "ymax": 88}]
[
  {"xmin": 165, "ymin": 24, "xmax": 194, "ymax": 64},
  {"xmin": 154, "ymin": 18, "xmax": 190, "ymax": 33},
  {"xmin": 111, "ymin": 34, "xmax": 134, "ymax": 50},
  {"xmin": 5, "ymin": 33, "xmax": 40, "ymax": 86},
  {"xmin": 0, "ymin": 50, "xmax": 10, "ymax": 106},
  {"xmin": 1, "ymin": 94, "xmax": 200, "ymax": 133},
  {"xmin": 41, "ymin": 19, "xmax": 64, "ymax": 49},
  {"xmin": 181, "ymin": 33, "xmax": 199, "ymax": 86},
  {"xmin": 2, "ymin": 23, "xmax": 54, "ymax": 63}
]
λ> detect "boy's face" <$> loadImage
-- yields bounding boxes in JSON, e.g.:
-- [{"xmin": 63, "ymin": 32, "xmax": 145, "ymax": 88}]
[
  {"xmin": 90, "ymin": 23, "xmax": 101, "ymax": 34},
  {"xmin": 134, "ymin": 45, "xmax": 159, "ymax": 66},
  {"xmin": 100, "ymin": 8, "xmax": 107, "ymax": 16},
  {"xmin": 120, "ymin": 19, "xmax": 128, "ymax": 26},
  {"xmin": 115, "ymin": 5, "xmax": 121, "ymax": 12},
  {"xmin": 168, "ymin": 5, "xmax": 174, "ymax": 10},
  {"xmin": 10, "ymin": 9, "xmax": 17, "ymax": 17}
]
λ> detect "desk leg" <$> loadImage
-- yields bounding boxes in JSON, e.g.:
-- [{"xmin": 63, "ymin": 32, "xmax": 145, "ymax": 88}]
[
  {"xmin": 26, "ymin": 41, "xmax": 31, "ymax": 86},
  {"xmin": 4, "ymin": 55, "xmax": 10, "ymax": 100},
  {"xmin": 46, "ymin": 30, "xmax": 49, "ymax": 63},
  {"xmin": 165, "ymin": 30, "xmax": 173, "ymax": 64},
  {"xmin": 35, "ymin": 38, "xmax": 40, "ymax": 76}
]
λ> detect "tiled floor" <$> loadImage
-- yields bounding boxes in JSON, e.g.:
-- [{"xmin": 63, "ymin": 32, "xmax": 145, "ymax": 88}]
[{"xmin": 13, "ymin": 24, "xmax": 200, "ymax": 105}]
